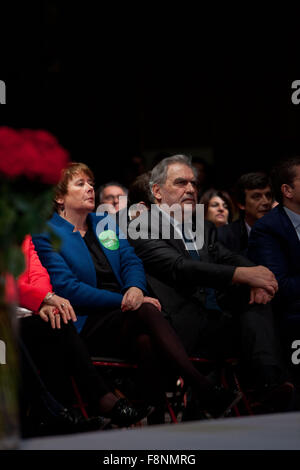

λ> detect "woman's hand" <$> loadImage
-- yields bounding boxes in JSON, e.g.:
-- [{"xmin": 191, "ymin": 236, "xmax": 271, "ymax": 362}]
[
  {"xmin": 43, "ymin": 294, "xmax": 77, "ymax": 324},
  {"xmin": 121, "ymin": 287, "xmax": 144, "ymax": 311},
  {"xmin": 143, "ymin": 296, "xmax": 161, "ymax": 311},
  {"xmin": 38, "ymin": 305, "xmax": 64, "ymax": 329}
]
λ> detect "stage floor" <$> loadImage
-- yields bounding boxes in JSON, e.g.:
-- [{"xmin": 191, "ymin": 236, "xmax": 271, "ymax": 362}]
[{"xmin": 21, "ymin": 411, "xmax": 300, "ymax": 450}]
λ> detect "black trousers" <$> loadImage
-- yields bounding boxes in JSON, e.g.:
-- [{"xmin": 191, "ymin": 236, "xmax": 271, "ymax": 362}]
[
  {"xmin": 20, "ymin": 316, "xmax": 110, "ymax": 414},
  {"xmin": 189, "ymin": 285, "xmax": 286, "ymax": 387}
]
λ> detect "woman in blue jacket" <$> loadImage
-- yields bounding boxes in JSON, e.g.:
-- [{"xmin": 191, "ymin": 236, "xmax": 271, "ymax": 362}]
[{"xmin": 33, "ymin": 163, "xmax": 239, "ymax": 416}]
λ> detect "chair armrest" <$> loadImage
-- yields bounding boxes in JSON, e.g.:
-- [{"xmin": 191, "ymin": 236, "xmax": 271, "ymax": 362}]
[{"xmin": 16, "ymin": 307, "xmax": 33, "ymax": 318}]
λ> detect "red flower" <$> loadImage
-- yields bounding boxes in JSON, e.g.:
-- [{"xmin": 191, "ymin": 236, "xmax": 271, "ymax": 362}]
[{"xmin": 0, "ymin": 127, "xmax": 69, "ymax": 184}]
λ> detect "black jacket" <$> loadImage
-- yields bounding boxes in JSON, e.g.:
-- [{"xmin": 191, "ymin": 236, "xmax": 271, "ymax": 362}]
[
  {"xmin": 217, "ymin": 218, "xmax": 249, "ymax": 256},
  {"xmin": 128, "ymin": 207, "xmax": 254, "ymax": 352}
]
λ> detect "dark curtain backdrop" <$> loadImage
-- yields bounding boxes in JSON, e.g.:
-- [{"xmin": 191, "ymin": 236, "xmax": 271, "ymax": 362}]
[{"xmin": 1, "ymin": 2, "xmax": 300, "ymax": 190}]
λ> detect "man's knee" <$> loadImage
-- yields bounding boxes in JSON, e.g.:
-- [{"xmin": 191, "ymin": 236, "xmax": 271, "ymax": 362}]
[{"xmin": 241, "ymin": 303, "xmax": 274, "ymax": 325}]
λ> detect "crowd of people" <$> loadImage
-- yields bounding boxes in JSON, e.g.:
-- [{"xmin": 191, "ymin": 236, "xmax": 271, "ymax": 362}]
[{"xmin": 17, "ymin": 152, "xmax": 300, "ymax": 437}]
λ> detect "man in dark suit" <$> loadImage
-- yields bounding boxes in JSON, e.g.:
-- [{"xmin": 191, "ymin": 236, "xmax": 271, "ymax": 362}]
[
  {"xmin": 248, "ymin": 157, "xmax": 300, "ymax": 342},
  {"xmin": 248, "ymin": 157, "xmax": 300, "ymax": 405},
  {"xmin": 218, "ymin": 172, "xmax": 273, "ymax": 255},
  {"xmin": 128, "ymin": 155, "xmax": 293, "ymax": 409}
]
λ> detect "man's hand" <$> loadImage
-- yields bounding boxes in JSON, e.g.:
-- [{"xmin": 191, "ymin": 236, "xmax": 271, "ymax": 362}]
[
  {"xmin": 249, "ymin": 287, "xmax": 273, "ymax": 305},
  {"xmin": 232, "ymin": 266, "xmax": 278, "ymax": 296},
  {"xmin": 121, "ymin": 287, "xmax": 144, "ymax": 311}
]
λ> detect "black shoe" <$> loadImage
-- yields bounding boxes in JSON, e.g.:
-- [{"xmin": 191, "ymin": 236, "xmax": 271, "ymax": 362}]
[
  {"xmin": 106, "ymin": 398, "xmax": 153, "ymax": 427},
  {"xmin": 253, "ymin": 381, "xmax": 295, "ymax": 413},
  {"xmin": 199, "ymin": 386, "xmax": 243, "ymax": 419},
  {"xmin": 23, "ymin": 406, "xmax": 111, "ymax": 437},
  {"xmin": 59, "ymin": 409, "xmax": 112, "ymax": 433},
  {"xmin": 74, "ymin": 414, "xmax": 112, "ymax": 432}
]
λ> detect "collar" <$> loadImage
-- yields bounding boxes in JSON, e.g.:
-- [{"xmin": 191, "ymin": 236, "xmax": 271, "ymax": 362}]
[
  {"xmin": 51, "ymin": 212, "xmax": 95, "ymax": 232},
  {"xmin": 283, "ymin": 206, "xmax": 300, "ymax": 231},
  {"xmin": 244, "ymin": 220, "xmax": 252, "ymax": 236},
  {"xmin": 157, "ymin": 205, "xmax": 198, "ymax": 251},
  {"xmin": 157, "ymin": 205, "xmax": 188, "ymax": 239},
  {"xmin": 157, "ymin": 204, "xmax": 192, "ymax": 228}
]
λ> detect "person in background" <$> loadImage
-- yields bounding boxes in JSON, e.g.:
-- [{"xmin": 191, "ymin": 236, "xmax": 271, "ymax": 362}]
[
  {"xmin": 192, "ymin": 157, "xmax": 212, "ymax": 199},
  {"xmin": 127, "ymin": 172, "xmax": 154, "ymax": 220},
  {"xmin": 116, "ymin": 172, "xmax": 154, "ymax": 234},
  {"xmin": 218, "ymin": 172, "xmax": 273, "ymax": 255},
  {"xmin": 95, "ymin": 181, "xmax": 128, "ymax": 214},
  {"xmin": 200, "ymin": 189, "xmax": 235, "ymax": 228}
]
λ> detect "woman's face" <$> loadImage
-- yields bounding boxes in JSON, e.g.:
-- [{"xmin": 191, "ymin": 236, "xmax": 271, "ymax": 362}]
[
  {"xmin": 206, "ymin": 196, "xmax": 229, "ymax": 227},
  {"xmin": 58, "ymin": 172, "xmax": 95, "ymax": 214}
]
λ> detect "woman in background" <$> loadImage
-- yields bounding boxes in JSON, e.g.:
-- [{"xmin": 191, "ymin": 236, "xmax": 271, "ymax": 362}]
[{"xmin": 200, "ymin": 189, "xmax": 236, "ymax": 227}]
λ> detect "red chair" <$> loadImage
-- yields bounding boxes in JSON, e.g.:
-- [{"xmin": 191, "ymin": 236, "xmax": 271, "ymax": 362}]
[
  {"xmin": 91, "ymin": 356, "xmax": 180, "ymax": 424},
  {"xmin": 70, "ymin": 355, "xmax": 253, "ymax": 423},
  {"xmin": 189, "ymin": 357, "xmax": 253, "ymax": 417},
  {"xmin": 89, "ymin": 356, "xmax": 253, "ymax": 422}
]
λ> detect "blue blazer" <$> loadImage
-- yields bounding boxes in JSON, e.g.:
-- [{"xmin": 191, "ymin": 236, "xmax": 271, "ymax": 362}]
[
  {"xmin": 248, "ymin": 205, "xmax": 300, "ymax": 320},
  {"xmin": 32, "ymin": 212, "xmax": 147, "ymax": 332}
]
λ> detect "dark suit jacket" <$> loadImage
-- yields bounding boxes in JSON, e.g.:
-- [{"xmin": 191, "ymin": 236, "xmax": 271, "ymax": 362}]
[
  {"xmin": 218, "ymin": 218, "xmax": 249, "ymax": 256},
  {"xmin": 128, "ymin": 206, "xmax": 254, "ymax": 352},
  {"xmin": 248, "ymin": 204, "xmax": 300, "ymax": 322}
]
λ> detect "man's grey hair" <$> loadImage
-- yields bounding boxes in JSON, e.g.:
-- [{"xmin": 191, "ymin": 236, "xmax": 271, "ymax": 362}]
[{"xmin": 149, "ymin": 154, "xmax": 197, "ymax": 190}]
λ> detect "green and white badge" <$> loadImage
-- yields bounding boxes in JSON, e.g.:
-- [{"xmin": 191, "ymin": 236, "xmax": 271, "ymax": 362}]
[{"xmin": 98, "ymin": 230, "xmax": 119, "ymax": 250}]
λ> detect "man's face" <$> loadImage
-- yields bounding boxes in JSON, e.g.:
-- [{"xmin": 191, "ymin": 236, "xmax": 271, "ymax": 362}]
[
  {"xmin": 282, "ymin": 165, "xmax": 300, "ymax": 212},
  {"xmin": 152, "ymin": 163, "xmax": 198, "ymax": 215},
  {"xmin": 100, "ymin": 185, "xmax": 127, "ymax": 213},
  {"xmin": 239, "ymin": 186, "xmax": 272, "ymax": 227}
]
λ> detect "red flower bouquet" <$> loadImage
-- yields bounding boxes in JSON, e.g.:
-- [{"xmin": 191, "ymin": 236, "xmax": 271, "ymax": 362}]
[
  {"xmin": 0, "ymin": 127, "xmax": 68, "ymax": 185},
  {"xmin": 0, "ymin": 127, "xmax": 69, "ymax": 448},
  {"xmin": 0, "ymin": 127, "xmax": 69, "ymax": 276}
]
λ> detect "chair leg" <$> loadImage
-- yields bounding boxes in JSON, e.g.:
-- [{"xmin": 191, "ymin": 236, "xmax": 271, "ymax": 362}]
[
  {"xmin": 220, "ymin": 368, "xmax": 241, "ymax": 416},
  {"xmin": 221, "ymin": 365, "xmax": 253, "ymax": 416},
  {"xmin": 165, "ymin": 396, "xmax": 178, "ymax": 423},
  {"xmin": 70, "ymin": 376, "xmax": 89, "ymax": 419}
]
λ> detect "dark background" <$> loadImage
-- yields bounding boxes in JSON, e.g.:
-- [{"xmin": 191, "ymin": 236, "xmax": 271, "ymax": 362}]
[{"xmin": 1, "ymin": 2, "xmax": 300, "ymax": 190}]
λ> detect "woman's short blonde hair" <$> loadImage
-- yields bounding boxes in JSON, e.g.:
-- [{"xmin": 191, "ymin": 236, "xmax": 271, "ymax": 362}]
[{"xmin": 54, "ymin": 162, "xmax": 95, "ymax": 212}]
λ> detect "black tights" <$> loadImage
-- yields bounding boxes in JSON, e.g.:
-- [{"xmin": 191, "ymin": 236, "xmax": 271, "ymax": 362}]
[{"xmin": 82, "ymin": 303, "xmax": 212, "ymax": 405}]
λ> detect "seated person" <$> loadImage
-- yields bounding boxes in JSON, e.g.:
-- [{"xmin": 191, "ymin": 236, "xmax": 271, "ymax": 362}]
[
  {"xmin": 127, "ymin": 172, "xmax": 154, "ymax": 216},
  {"xmin": 218, "ymin": 172, "xmax": 273, "ymax": 255},
  {"xmin": 18, "ymin": 235, "xmax": 150, "ymax": 434},
  {"xmin": 127, "ymin": 154, "xmax": 294, "ymax": 413},
  {"xmin": 95, "ymin": 181, "xmax": 128, "ymax": 214},
  {"xmin": 200, "ymin": 189, "xmax": 235, "ymax": 228},
  {"xmin": 117, "ymin": 171, "xmax": 154, "ymax": 229},
  {"xmin": 191, "ymin": 156, "xmax": 212, "ymax": 200},
  {"xmin": 33, "ymin": 162, "xmax": 243, "ymax": 419},
  {"xmin": 248, "ymin": 157, "xmax": 300, "ymax": 391}
]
